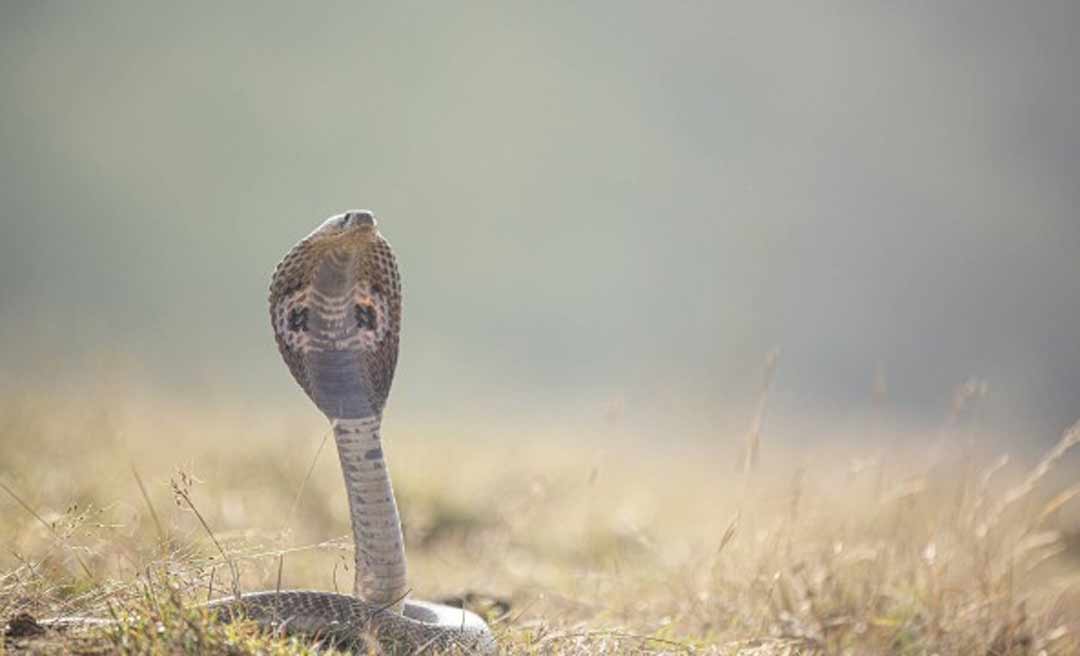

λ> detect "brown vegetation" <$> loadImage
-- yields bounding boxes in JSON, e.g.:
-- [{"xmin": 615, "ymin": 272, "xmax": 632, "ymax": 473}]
[{"xmin": 1, "ymin": 384, "xmax": 1078, "ymax": 655}]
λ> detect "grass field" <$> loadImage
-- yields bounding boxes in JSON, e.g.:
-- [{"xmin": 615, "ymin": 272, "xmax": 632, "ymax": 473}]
[{"xmin": 2, "ymin": 381, "xmax": 1078, "ymax": 655}]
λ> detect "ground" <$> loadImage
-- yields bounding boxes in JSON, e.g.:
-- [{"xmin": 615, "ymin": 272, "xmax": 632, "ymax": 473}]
[{"xmin": 1, "ymin": 384, "xmax": 1078, "ymax": 655}]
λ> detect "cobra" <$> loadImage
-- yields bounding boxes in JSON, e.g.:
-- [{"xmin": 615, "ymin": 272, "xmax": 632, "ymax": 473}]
[
  {"xmin": 241, "ymin": 209, "xmax": 496, "ymax": 652},
  {"xmin": 47, "ymin": 211, "xmax": 496, "ymax": 654}
]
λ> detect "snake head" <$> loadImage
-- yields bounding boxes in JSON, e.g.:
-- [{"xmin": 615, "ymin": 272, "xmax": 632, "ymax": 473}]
[
  {"xmin": 313, "ymin": 209, "xmax": 378, "ymax": 235},
  {"xmin": 269, "ymin": 210, "xmax": 402, "ymax": 420}
]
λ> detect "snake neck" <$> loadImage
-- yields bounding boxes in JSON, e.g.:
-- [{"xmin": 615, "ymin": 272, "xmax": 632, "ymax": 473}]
[{"xmin": 332, "ymin": 416, "xmax": 408, "ymax": 612}]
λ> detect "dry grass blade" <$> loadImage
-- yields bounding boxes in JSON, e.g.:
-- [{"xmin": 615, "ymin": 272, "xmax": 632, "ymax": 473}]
[
  {"xmin": 718, "ymin": 512, "xmax": 739, "ymax": 555},
  {"xmin": 973, "ymin": 454, "xmax": 1010, "ymax": 513},
  {"xmin": 981, "ymin": 419, "xmax": 1080, "ymax": 536},
  {"xmin": 0, "ymin": 478, "xmax": 97, "ymax": 584},
  {"xmin": 1029, "ymin": 482, "xmax": 1080, "ymax": 533},
  {"xmin": 131, "ymin": 464, "xmax": 167, "ymax": 554},
  {"xmin": 285, "ymin": 426, "xmax": 334, "ymax": 533},
  {"xmin": 738, "ymin": 348, "xmax": 780, "ymax": 473},
  {"xmin": 171, "ymin": 479, "xmax": 242, "ymax": 601}
]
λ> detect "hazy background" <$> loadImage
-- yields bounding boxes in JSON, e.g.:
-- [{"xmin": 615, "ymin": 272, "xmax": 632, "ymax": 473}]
[{"xmin": 1, "ymin": 1, "xmax": 1078, "ymax": 443}]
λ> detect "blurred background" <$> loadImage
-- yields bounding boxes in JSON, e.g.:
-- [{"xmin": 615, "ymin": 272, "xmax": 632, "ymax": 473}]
[{"xmin": 2, "ymin": 1, "xmax": 1078, "ymax": 446}]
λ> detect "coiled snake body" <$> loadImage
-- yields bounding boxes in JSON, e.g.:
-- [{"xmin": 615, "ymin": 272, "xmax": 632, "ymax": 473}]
[{"xmin": 50, "ymin": 211, "xmax": 496, "ymax": 654}]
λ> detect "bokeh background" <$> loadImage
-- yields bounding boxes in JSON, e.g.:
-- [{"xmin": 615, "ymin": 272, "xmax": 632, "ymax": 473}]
[{"xmin": 2, "ymin": 1, "xmax": 1078, "ymax": 445}]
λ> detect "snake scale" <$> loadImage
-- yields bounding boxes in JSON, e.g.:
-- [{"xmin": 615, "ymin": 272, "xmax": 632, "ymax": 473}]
[{"xmin": 46, "ymin": 211, "xmax": 497, "ymax": 654}]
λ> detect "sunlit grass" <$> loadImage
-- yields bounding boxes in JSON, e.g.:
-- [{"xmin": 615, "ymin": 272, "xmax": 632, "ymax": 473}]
[{"xmin": 2, "ymin": 383, "xmax": 1078, "ymax": 654}]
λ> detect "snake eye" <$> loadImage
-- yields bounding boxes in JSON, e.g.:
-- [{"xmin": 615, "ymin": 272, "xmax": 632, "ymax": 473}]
[
  {"xmin": 355, "ymin": 303, "xmax": 377, "ymax": 331},
  {"xmin": 288, "ymin": 307, "xmax": 308, "ymax": 332}
]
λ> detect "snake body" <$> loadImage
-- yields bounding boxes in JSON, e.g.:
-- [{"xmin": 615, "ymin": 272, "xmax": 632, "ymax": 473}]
[
  {"xmin": 47, "ymin": 211, "xmax": 495, "ymax": 654},
  {"xmin": 228, "ymin": 210, "xmax": 495, "ymax": 652}
]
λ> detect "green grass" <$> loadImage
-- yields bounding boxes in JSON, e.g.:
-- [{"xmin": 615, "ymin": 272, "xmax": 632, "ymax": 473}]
[{"xmin": 1, "ymin": 384, "xmax": 1078, "ymax": 655}]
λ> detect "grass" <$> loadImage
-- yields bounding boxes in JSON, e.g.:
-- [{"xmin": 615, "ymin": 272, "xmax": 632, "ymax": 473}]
[{"xmin": 1, "ymin": 381, "xmax": 1079, "ymax": 655}]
